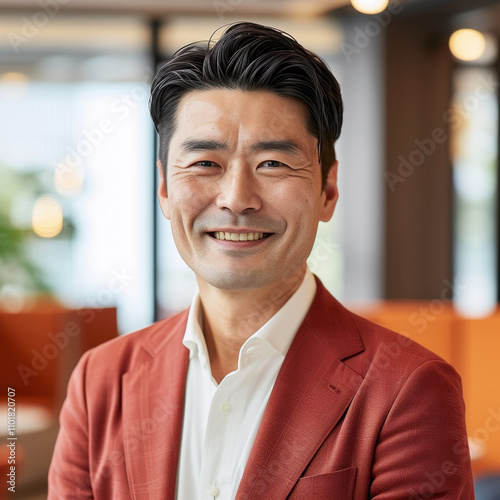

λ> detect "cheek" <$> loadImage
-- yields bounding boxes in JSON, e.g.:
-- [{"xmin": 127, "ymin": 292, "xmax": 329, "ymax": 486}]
[
  {"xmin": 285, "ymin": 195, "xmax": 320, "ymax": 245},
  {"xmin": 286, "ymin": 194, "xmax": 316, "ymax": 223},
  {"xmin": 168, "ymin": 179, "xmax": 214, "ymax": 221}
]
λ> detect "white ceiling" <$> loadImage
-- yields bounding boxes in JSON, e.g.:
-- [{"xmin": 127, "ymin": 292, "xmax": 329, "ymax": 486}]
[{"xmin": 0, "ymin": 0, "xmax": 350, "ymax": 17}]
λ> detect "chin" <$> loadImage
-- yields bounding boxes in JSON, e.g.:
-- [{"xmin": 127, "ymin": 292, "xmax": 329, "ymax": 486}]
[{"xmin": 199, "ymin": 267, "xmax": 273, "ymax": 291}]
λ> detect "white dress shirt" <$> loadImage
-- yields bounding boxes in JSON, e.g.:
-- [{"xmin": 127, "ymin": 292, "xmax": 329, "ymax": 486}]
[{"xmin": 175, "ymin": 269, "xmax": 317, "ymax": 500}]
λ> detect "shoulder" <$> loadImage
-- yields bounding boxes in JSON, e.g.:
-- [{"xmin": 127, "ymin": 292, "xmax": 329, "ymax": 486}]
[
  {"xmin": 75, "ymin": 308, "xmax": 189, "ymax": 379},
  {"xmin": 343, "ymin": 308, "xmax": 464, "ymax": 401},
  {"xmin": 311, "ymin": 277, "xmax": 451, "ymax": 378},
  {"xmin": 313, "ymin": 276, "xmax": 461, "ymax": 389},
  {"xmin": 350, "ymin": 308, "xmax": 447, "ymax": 365},
  {"xmin": 351, "ymin": 309, "xmax": 443, "ymax": 362}
]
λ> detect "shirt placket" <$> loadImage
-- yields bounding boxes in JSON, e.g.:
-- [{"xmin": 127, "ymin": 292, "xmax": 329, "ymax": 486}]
[{"xmin": 200, "ymin": 372, "xmax": 244, "ymax": 500}]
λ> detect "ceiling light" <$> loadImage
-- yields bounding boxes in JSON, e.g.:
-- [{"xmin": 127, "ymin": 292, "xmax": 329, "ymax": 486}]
[
  {"xmin": 351, "ymin": 0, "xmax": 389, "ymax": 15},
  {"xmin": 449, "ymin": 29, "xmax": 486, "ymax": 62}
]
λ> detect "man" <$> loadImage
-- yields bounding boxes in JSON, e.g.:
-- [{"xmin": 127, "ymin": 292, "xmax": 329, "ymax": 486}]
[{"xmin": 48, "ymin": 22, "xmax": 474, "ymax": 499}]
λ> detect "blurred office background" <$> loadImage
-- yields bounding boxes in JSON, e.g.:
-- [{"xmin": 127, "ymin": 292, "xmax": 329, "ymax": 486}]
[{"xmin": 0, "ymin": 0, "xmax": 499, "ymax": 498}]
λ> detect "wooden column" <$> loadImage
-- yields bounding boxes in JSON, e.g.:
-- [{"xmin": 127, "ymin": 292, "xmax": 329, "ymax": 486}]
[{"xmin": 384, "ymin": 16, "xmax": 454, "ymax": 299}]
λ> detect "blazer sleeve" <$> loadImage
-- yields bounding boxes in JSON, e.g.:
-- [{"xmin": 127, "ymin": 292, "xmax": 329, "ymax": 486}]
[
  {"xmin": 370, "ymin": 359, "xmax": 475, "ymax": 499},
  {"xmin": 48, "ymin": 350, "xmax": 94, "ymax": 500}
]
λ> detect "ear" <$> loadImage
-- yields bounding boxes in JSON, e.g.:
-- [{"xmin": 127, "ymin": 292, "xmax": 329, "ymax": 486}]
[
  {"xmin": 319, "ymin": 160, "xmax": 339, "ymax": 222},
  {"xmin": 157, "ymin": 160, "xmax": 171, "ymax": 220}
]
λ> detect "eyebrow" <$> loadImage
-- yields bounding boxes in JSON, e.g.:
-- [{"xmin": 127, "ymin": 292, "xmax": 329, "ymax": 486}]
[
  {"xmin": 250, "ymin": 140, "xmax": 302, "ymax": 156},
  {"xmin": 179, "ymin": 140, "xmax": 228, "ymax": 152},
  {"xmin": 179, "ymin": 139, "xmax": 302, "ymax": 156}
]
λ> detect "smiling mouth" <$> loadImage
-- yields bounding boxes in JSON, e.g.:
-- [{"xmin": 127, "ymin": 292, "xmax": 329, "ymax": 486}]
[{"xmin": 210, "ymin": 232, "xmax": 272, "ymax": 241}]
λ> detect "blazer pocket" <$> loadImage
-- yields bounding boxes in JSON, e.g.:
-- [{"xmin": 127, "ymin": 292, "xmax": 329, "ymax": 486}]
[{"xmin": 287, "ymin": 467, "xmax": 357, "ymax": 500}]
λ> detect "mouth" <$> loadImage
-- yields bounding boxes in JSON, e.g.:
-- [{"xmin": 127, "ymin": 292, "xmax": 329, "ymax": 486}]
[{"xmin": 209, "ymin": 231, "xmax": 273, "ymax": 241}]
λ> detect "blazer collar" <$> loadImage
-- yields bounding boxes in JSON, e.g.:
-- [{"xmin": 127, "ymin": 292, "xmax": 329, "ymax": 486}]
[
  {"xmin": 122, "ymin": 310, "xmax": 190, "ymax": 500},
  {"xmin": 236, "ymin": 277, "xmax": 365, "ymax": 499}
]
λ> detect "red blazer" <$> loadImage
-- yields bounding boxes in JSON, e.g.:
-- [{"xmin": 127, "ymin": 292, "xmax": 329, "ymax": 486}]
[{"xmin": 48, "ymin": 278, "xmax": 474, "ymax": 499}]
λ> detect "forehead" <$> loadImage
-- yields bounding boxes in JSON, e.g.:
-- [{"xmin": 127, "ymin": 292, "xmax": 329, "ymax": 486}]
[{"xmin": 171, "ymin": 88, "xmax": 315, "ymax": 147}]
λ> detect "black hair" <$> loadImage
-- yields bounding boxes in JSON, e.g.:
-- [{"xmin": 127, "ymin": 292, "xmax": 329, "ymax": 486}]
[{"xmin": 149, "ymin": 21, "xmax": 343, "ymax": 188}]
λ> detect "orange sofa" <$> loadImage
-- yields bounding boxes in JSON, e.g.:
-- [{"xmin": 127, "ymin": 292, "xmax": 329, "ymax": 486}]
[{"xmin": 0, "ymin": 304, "xmax": 118, "ymax": 495}]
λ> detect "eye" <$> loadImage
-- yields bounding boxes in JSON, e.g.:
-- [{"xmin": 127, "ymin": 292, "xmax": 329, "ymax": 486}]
[
  {"xmin": 260, "ymin": 160, "xmax": 286, "ymax": 168},
  {"xmin": 193, "ymin": 160, "xmax": 219, "ymax": 168}
]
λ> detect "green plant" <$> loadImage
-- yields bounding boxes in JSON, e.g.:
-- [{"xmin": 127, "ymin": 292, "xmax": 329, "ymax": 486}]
[{"xmin": 0, "ymin": 165, "xmax": 52, "ymax": 295}]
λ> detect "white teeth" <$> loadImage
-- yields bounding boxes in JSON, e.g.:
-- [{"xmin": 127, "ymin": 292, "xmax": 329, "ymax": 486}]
[{"xmin": 214, "ymin": 232, "xmax": 265, "ymax": 241}]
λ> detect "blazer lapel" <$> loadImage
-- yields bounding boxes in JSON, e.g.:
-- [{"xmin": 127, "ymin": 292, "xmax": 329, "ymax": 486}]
[
  {"xmin": 122, "ymin": 312, "xmax": 190, "ymax": 500},
  {"xmin": 236, "ymin": 279, "xmax": 364, "ymax": 500}
]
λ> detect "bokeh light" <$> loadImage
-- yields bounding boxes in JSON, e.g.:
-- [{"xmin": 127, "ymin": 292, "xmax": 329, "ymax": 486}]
[
  {"xmin": 351, "ymin": 0, "xmax": 389, "ymax": 15},
  {"xmin": 32, "ymin": 195, "xmax": 64, "ymax": 238},
  {"xmin": 449, "ymin": 29, "xmax": 486, "ymax": 62}
]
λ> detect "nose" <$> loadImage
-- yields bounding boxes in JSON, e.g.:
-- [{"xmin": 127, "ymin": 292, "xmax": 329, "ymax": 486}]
[{"xmin": 215, "ymin": 164, "xmax": 262, "ymax": 213}]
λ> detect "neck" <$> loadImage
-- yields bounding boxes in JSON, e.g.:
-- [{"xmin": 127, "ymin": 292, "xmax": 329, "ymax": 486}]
[{"xmin": 197, "ymin": 265, "xmax": 307, "ymax": 383}]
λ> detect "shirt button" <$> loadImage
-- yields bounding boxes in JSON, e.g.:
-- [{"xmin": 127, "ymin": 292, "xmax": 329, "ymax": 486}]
[
  {"xmin": 208, "ymin": 483, "xmax": 220, "ymax": 497},
  {"xmin": 221, "ymin": 399, "xmax": 232, "ymax": 415}
]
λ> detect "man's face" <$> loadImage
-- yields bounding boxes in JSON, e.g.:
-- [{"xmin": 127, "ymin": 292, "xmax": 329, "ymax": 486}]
[{"xmin": 157, "ymin": 89, "xmax": 338, "ymax": 291}]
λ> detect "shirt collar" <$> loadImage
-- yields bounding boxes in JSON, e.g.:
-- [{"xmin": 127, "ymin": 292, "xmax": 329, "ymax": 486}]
[
  {"xmin": 183, "ymin": 288, "xmax": 207, "ymax": 361},
  {"xmin": 252, "ymin": 269, "xmax": 316, "ymax": 356},
  {"xmin": 182, "ymin": 268, "xmax": 317, "ymax": 364}
]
